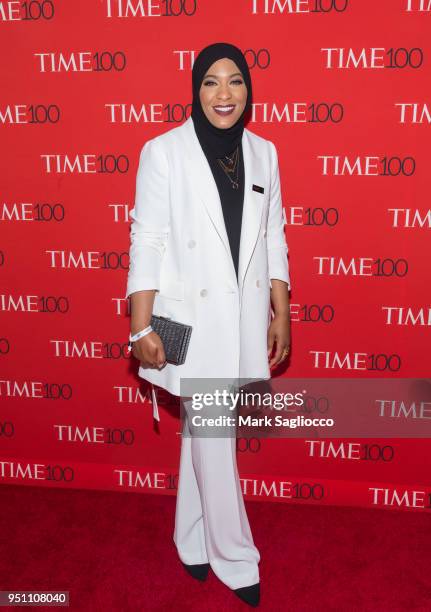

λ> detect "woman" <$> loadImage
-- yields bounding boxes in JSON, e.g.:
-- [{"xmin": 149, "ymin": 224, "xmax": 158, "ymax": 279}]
[{"xmin": 126, "ymin": 42, "xmax": 292, "ymax": 607}]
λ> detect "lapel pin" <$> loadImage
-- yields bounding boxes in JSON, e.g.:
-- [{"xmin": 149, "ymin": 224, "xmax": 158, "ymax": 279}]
[{"xmin": 252, "ymin": 184, "xmax": 265, "ymax": 194}]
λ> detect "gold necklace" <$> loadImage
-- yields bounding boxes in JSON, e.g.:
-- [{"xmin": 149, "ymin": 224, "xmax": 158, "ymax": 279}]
[{"xmin": 217, "ymin": 146, "xmax": 240, "ymax": 189}]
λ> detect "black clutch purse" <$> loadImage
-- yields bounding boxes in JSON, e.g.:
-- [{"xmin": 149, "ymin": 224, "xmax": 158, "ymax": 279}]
[{"xmin": 150, "ymin": 314, "xmax": 192, "ymax": 365}]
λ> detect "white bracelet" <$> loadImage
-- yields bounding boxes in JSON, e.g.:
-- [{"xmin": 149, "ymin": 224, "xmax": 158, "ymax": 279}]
[{"xmin": 127, "ymin": 325, "xmax": 153, "ymax": 352}]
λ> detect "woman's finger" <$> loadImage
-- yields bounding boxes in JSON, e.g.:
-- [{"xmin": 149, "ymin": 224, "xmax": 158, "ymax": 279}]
[
  {"xmin": 267, "ymin": 329, "xmax": 276, "ymax": 356},
  {"xmin": 279, "ymin": 346, "xmax": 290, "ymax": 361},
  {"xmin": 269, "ymin": 343, "xmax": 289, "ymax": 368}
]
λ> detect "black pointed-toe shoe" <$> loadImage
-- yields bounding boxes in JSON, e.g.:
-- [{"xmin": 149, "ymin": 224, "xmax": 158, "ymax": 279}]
[
  {"xmin": 234, "ymin": 582, "xmax": 260, "ymax": 607},
  {"xmin": 181, "ymin": 561, "xmax": 210, "ymax": 581}
]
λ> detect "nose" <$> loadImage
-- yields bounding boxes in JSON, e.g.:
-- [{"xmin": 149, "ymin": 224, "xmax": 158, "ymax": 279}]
[{"xmin": 217, "ymin": 82, "xmax": 232, "ymax": 100}]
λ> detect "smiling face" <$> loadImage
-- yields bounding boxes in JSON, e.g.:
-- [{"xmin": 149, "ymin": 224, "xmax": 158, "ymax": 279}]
[{"xmin": 199, "ymin": 57, "xmax": 248, "ymax": 129}]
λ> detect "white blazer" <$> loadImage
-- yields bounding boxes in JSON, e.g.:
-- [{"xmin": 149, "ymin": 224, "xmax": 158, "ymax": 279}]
[{"xmin": 126, "ymin": 115, "xmax": 291, "ymax": 418}]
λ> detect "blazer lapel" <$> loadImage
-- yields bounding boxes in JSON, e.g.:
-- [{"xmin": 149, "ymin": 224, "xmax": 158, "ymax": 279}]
[
  {"xmin": 237, "ymin": 125, "xmax": 265, "ymax": 298},
  {"xmin": 182, "ymin": 116, "xmax": 265, "ymax": 297},
  {"xmin": 182, "ymin": 116, "xmax": 232, "ymax": 264}
]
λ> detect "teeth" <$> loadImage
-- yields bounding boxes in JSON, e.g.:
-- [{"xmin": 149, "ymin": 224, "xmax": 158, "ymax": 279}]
[{"xmin": 214, "ymin": 106, "xmax": 234, "ymax": 112}]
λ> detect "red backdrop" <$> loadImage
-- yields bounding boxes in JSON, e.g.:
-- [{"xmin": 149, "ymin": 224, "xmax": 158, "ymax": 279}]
[{"xmin": 1, "ymin": 0, "xmax": 430, "ymax": 513}]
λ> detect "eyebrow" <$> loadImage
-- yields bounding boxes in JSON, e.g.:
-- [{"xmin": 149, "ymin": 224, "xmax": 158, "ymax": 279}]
[{"xmin": 203, "ymin": 72, "xmax": 243, "ymax": 79}]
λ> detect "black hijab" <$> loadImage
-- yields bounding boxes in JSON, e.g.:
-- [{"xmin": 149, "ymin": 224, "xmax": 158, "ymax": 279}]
[
  {"xmin": 190, "ymin": 42, "xmax": 253, "ymax": 158},
  {"xmin": 190, "ymin": 42, "xmax": 253, "ymax": 282}
]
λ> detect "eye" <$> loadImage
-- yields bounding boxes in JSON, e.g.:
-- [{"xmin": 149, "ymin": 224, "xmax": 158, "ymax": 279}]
[{"xmin": 202, "ymin": 78, "xmax": 244, "ymax": 86}]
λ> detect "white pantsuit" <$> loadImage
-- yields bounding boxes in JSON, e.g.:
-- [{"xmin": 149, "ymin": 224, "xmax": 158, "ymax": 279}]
[
  {"xmin": 126, "ymin": 115, "xmax": 291, "ymax": 589},
  {"xmin": 126, "ymin": 115, "xmax": 291, "ymax": 403}
]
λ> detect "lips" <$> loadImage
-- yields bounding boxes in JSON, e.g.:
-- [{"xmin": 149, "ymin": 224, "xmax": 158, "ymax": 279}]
[{"xmin": 213, "ymin": 105, "xmax": 235, "ymax": 116}]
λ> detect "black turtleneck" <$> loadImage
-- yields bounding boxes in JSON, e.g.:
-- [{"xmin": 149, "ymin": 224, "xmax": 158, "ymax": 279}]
[{"xmin": 199, "ymin": 140, "xmax": 245, "ymax": 281}]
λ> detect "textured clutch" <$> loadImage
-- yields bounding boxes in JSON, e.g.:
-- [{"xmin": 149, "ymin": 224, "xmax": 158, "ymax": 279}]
[{"xmin": 151, "ymin": 314, "xmax": 192, "ymax": 365}]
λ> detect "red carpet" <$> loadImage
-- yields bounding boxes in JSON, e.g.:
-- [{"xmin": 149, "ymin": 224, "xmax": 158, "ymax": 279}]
[{"xmin": 1, "ymin": 485, "xmax": 430, "ymax": 611}]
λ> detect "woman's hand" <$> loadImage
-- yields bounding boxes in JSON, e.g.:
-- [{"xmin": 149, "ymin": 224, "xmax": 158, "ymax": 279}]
[
  {"xmin": 268, "ymin": 279, "xmax": 291, "ymax": 369},
  {"xmin": 132, "ymin": 331, "xmax": 167, "ymax": 369},
  {"xmin": 267, "ymin": 313, "xmax": 291, "ymax": 369},
  {"xmin": 129, "ymin": 290, "xmax": 166, "ymax": 368}
]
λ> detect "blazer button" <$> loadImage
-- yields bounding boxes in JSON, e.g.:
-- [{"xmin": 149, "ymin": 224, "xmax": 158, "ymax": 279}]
[
  {"xmin": 188, "ymin": 239, "xmax": 196, "ymax": 249},
  {"xmin": 200, "ymin": 289, "xmax": 207, "ymax": 297},
  {"xmin": 263, "ymin": 230, "xmax": 267, "ymax": 238},
  {"xmin": 256, "ymin": 279, "xmax": 260, "ymax": 288}
]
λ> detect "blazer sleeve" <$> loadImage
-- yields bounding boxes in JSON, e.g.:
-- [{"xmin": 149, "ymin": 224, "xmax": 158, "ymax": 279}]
[
  {"xmin": 126, "ymin": 138, "xmax": 170, "ymax": 298},
  {"xmin": 267, "ymin": 140, "xmax": 292, "ymax": 291}
]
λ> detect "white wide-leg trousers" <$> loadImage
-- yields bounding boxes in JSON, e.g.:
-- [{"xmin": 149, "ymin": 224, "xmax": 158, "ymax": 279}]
[{"xmin": 173, "ymin": 401, "xmax": 260, "ymax": 590}]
